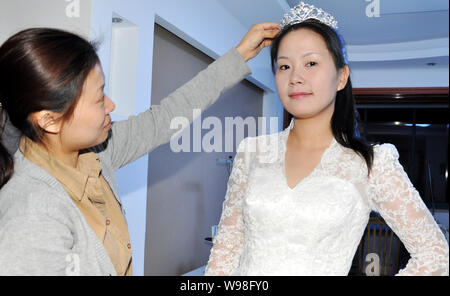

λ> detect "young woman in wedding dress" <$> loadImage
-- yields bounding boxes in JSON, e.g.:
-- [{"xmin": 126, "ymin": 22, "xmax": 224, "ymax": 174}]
[{"xmin": 205, "ymin": 3, "xmax": 449, "ymax": 276}]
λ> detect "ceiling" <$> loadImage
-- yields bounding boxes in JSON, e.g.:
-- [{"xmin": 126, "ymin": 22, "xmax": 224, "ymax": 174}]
[
  {"xmin": 216, "ymin": 0, "xmax": 449, "ymax": 69},
  {"xmin": 285, "ymin": 0, "xmax": 449, "ymax": 45}
]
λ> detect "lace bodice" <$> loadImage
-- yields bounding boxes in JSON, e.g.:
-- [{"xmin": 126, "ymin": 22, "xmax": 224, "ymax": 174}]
[{"xmin": 205, "ymin": 123, "xmax": 449, "ymax": 276}]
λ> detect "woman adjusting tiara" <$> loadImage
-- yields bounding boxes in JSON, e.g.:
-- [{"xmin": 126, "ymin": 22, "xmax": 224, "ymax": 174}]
[{"xmin": 0, "ymin": 21, "xmax": 280, "ymax": 275}]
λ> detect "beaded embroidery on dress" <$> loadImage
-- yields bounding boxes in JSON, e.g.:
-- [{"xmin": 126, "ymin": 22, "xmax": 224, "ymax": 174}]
[{"xmin": 205, "ymin": 121, "xmax": 449, "ymax": 276}]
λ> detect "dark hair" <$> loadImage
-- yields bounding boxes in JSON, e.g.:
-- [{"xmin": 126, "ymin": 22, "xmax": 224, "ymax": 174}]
[
  {"xmin": 271, "ymin": 19, "xmax": 374, "ymax": 175},
  {"xmin": 0, "ymin": 28, "xmax": 100, "ymax": 189}
]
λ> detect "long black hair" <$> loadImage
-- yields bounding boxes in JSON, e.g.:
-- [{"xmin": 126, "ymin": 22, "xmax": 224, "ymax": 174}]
[
  {"xmin": 0, "ymin": 28, "xmax": 100, "ymax": 189},
  {"xmin": 271, "ymin": 19, "xmax": 374, "ymax": 174}
]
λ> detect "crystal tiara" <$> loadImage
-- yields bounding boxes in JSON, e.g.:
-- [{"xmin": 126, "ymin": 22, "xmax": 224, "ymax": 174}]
[{"xmin": 280, "ymin": 1, "xmax": 338, "ymax": 30}]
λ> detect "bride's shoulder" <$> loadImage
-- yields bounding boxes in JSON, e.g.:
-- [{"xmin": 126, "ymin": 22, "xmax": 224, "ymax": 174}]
[
  {"xmin": 237, "ymin": 131, "xmax": 284, "ymax": 153},
  {"xmin": 372, "ymin": 142, "xmax": 400, "ymax": 163}
]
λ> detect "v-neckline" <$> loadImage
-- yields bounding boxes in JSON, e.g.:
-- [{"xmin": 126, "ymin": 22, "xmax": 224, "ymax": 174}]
[{"xmin": 281, "ymin": 129, "xmax": 336, "ymax": 191}]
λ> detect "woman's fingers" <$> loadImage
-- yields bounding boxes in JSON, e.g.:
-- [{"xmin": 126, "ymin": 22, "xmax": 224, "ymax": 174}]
[
  {"xmin": 255, "ymin": 22, "xmax": 281, "ymax": 31},
  {"xmin": 261, "ymin": 29, "xmax": 280, "ymax": 40},
  {"xmin": 257, "ymin": 38, "xmax": 275, "ymax": 52},
  {"xmin": 253, "ymin": 23, "xmax": 280, "ymax": 40},
  {"xmin": 236, "ymin": 22, "xmax": 280, "ymax": 62}
]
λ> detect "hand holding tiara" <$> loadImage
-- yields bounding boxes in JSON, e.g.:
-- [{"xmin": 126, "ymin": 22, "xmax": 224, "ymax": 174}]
[{"xmin": 236, "ymin": 22, "xmax": 280, "ymax": 62}]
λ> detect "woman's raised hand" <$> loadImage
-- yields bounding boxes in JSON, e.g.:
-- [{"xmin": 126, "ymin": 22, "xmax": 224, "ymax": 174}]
[{"xmin": 236, "ymin": 22, "xmax": 280, "ymax": 62}]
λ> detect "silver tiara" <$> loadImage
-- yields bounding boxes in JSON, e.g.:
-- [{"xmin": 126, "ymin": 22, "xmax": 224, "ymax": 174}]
[{"xmin": 280, "ymin": 1, "xmax": 338, "ymax": 30}]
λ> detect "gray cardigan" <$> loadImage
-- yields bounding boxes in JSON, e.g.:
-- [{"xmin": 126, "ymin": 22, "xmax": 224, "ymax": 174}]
[{"xmin": 0, "ymin": 48, "xmax": 251, "ymax": 276}]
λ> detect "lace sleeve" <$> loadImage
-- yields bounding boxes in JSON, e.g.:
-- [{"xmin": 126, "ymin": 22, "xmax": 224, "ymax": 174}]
[
  {"xmin": 204, "ymin": 139, "xmax": 250, "ymax": 276},
  {"xmin": 368, "ymin": 144, "xmax": 449, "ymax": 276}
]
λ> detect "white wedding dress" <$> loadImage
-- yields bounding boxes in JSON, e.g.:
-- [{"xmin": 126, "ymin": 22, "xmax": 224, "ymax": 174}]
[{"xmin": 205, "ymin": 121, "xmax": 449, "ymax": 276}]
